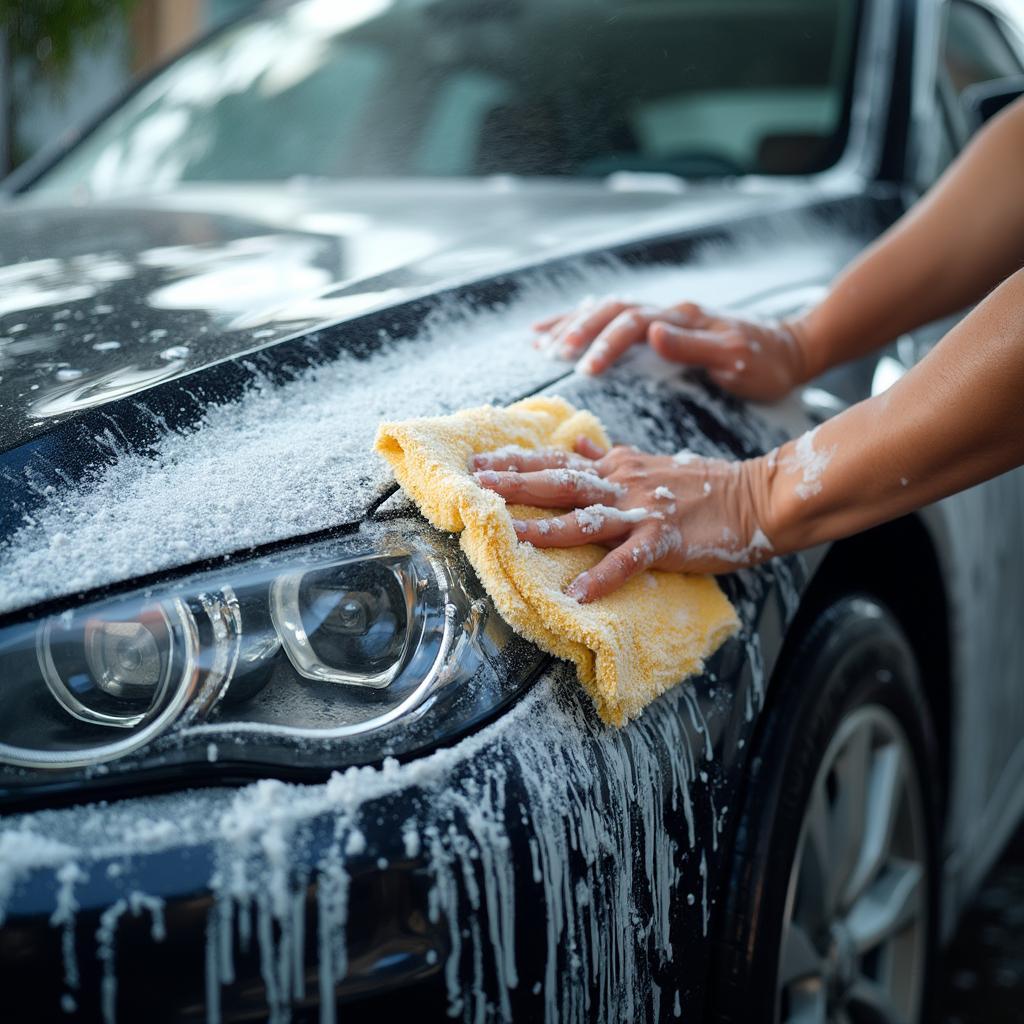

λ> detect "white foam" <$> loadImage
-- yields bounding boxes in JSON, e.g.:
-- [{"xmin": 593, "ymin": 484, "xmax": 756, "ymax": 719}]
[
  {"xmin": 574, "ymin": 504, "xmax": 652, "ymax": 535},
  {"xmin": 1, "ymin": 233, "xmax": 848, "ymax": 614},
  {"xmin": 780, "ymin": 426, "xmax": 835, "ymax": 500}
]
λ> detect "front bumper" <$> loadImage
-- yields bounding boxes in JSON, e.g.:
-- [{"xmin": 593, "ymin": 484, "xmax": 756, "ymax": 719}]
[{"xmin": 0, "ymin": 645, "xmax": 768, "ymax": 1024}]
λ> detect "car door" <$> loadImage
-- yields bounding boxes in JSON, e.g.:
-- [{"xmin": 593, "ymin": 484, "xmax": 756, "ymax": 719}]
[{"xmin": 906, "ymin": 0, "xmax": 1024, "ymax": 914}]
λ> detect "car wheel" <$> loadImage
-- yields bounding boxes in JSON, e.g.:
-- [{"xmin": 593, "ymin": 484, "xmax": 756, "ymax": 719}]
[{"xmin": 710, "ymin": 595, "xmax": 940, "ymax": 1023}]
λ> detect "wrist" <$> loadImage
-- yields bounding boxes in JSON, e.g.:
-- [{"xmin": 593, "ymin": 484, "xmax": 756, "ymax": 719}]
[
  {"xmin": 739, "ymin": 447, "xmax": 817, "ymax": 559},
  {"xmin": 779, "ymin": 312, "xmax": 826, "ymax": 384}
]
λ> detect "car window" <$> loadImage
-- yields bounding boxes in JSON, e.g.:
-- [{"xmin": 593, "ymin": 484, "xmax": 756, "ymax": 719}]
[
  {"xmin": 30, "ymin": 0, "xmax": 863, "ymax": 198},
  {"xmin": 942, "ymin": 0, "xmax": 1022, "ymax": 95}
]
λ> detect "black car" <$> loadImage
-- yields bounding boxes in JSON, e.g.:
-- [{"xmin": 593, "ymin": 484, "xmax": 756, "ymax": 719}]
[{"xmin": 2, "ymin": 0, "xmax": 1024, "ymax": 1021}]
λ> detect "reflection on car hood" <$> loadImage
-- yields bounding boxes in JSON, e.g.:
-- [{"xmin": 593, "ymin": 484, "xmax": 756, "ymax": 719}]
[
  {"xmin": 0, "ymin": 178, "xmax": 790, "ymax": 452},
  {"xmin": 0, "ymin": 176, "xmax": 863, "ymax": 615}
]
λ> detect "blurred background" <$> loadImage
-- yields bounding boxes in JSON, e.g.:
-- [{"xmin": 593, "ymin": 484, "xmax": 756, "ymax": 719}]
[{"xmin": 0, "ymin": 0, "xmax": 256, "ymax": 174}]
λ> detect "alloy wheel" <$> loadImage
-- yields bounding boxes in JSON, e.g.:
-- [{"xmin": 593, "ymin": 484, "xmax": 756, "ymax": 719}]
[{"xmin": 775, "ymin": 703, "xmax": 928, "ymax": 1024}]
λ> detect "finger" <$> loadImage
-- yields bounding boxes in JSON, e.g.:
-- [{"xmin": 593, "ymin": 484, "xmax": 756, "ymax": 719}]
[
  {"xmin": 566, "ymin": 524, "xmax": 679, "ymax": 602},
  {"xmin": 577, "ymin": 309, "xmax": 648, "ymax": 375},
  {"xmin": 475, "ymin": 468, "xmax": 625, "ymax": 508},
  {"xmin": 564, "ymin": 532, "xmax": 654, "ymax": 603},
  {"xmin": 511, "ymin": 506, "xmax": 636, "ymax": 548},
  {"xmin": 665, "ymin": 300, "xmax": 710, "ymax": 329},
  {"xmin": 532, "ymin": 316, "xmax": 570, "ymax": 350},
  {"xmin": 533, "ymin": 312, "xmax": 567, "ymax": 332},
  {"xmin": 708, "ymin": 369, "xmax": 739, "ymax": 389},
  {"xmin": 556, "ymin": 300, "xmax": 630, "ymax": 355},
  {"xmin": 574, "ymin": 435, "xmax": 608, "ymax": 460},
  {"xmin": 471, "ymin": 446, "xmax": 592, "ymax": 473},
  {"xmin": 647, "ymin": 321, "xmax": 739, "ymax": 371},
  {"xmin": 593, "ymin": 443, "xmax": 640, "ymax": 474}
]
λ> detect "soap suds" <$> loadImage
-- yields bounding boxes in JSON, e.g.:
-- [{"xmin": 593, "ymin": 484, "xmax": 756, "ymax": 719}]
[
  {"xmin": 686, "ymin": 528, "xmax": 774, "ymax": 566},
  {"xmin": 574, "ymin": 505, "xmax": 652, "ymax": 535},
  {"xmin": 1, "ymin": 233, "xmax": 847, "ymax": 615},
  {"xmin": 548, "ymin": 468, "xmax": 626, "ymax": 500},
  {"xmin": 780, "ymin": 427, "xmax": 835, "ymax": 500},
  {"xmin": 0, "ymin": 660, "xmax": 797, "ymax": 1024}
]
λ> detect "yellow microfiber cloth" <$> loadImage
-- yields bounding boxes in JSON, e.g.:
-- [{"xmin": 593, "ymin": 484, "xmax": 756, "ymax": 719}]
[{"xmin": 375, "ymin": 395, "xmax": 739, "ymax": 725}]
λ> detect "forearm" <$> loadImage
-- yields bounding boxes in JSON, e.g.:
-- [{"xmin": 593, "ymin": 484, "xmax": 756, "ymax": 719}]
[
  {"xmin": 789, "ymin": 98, "xmax": 1024, "ymax": 380},
  {"xmin": 761, "ymin": 267, "xmax": 1024, "ymax": 550}
]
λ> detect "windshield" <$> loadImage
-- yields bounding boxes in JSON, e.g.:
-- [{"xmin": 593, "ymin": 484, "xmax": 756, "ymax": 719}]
[{"xmin": 32, "ymin": 0, "xmax": 861, "ymax": 198}]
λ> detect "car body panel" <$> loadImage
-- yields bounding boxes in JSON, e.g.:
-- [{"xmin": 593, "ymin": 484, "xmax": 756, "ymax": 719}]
[
  {"xmin": 0, "ymin": 188, "xmax": 885, "ymax": 617},
  {"xmin": 0, "ymin": 180, "xmax": 801, "ymax": 455},
  {"xmin": 3, "ymin": 0, "xmax": 1024, "ymax": 1018},
  {"xmin": 0, "ymin": 280, "xmax": 814, "ymax": 1020}
]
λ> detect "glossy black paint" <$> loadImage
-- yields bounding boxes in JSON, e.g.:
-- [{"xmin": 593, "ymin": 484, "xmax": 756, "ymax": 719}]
[
  {"xmin": 0, "ymin": 0, "xmax": 934, "ymax": 1011},
  {"xmin": 0, "ymin": 185, "xmax": 898, "ymax": 563},
  {"xmin": 0, "ymin": 179, "xmax": 899, "ymax": 1020},
  {"xmin": 0, "ymin": 593, "xmax": 782, "ymax": 1024}
]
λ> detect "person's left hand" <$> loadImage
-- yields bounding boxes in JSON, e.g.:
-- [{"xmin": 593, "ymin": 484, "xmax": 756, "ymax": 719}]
[{"xmin": 472, "ymin": 438, "xmax": 775, "ymax": 602}]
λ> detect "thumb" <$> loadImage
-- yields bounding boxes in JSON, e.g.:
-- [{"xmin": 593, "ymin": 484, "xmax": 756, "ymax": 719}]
[{"xmin": 648, "ymin": 321, "xmax": 736, "ymax": 371}]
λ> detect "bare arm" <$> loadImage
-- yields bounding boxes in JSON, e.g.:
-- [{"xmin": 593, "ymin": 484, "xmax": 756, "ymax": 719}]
[
  {"xmin": 477, "ymin": 269, "xmax": 1024, "ymax": 600},
  {"xmin": 763, "ymin": 266, "xmax": 1024, "ymax": 553},
  {"xmin": 539, "ymin": 97, "xmax": 1024, "ymax": 395},
  {"xmin": 791, "ymin": 97, "xmax": 1024, "ymax": 377}
]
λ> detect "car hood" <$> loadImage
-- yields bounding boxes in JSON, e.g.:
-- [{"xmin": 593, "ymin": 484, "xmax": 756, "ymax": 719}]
[
  {"xmin": 0, "ymin": 178, "xmax": 854, "ymax": 615},
  {"xmin": 0, "ymin": 178, "xmax": 795, "ymax": 452}
]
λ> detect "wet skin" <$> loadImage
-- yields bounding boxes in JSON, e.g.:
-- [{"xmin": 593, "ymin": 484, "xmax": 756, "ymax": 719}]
[{"xmin": 479, "ymin": 98, "xmax": 1024, "ymax": 602}]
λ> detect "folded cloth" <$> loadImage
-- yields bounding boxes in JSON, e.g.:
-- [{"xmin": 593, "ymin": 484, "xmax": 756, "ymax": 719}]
[{"xmin": 375, "ymin": 395, "xmax": 738, "ymax": 725}]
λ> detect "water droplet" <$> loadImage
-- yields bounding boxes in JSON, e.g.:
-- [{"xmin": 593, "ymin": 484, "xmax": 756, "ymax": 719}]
[
  {"xmin": 92, "ymin": 340, "xmax": 121, "ymax": 351},
  {"xmin": 56, "ymin": 368, "xmax": 84, "ymax": 382},
  {"xmin": 159, "ymin": 345, "xmax": 189, "ymax": 361}
]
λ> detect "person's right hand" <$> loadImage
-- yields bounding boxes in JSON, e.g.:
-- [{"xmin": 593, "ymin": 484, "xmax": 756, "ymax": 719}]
[{"xmin": 535, "ymin": 298, "xmax": 810, "ymax": 402}]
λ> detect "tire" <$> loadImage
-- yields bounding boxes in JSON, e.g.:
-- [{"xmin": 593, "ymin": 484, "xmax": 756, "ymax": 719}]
[{"xmin": 709, "ymin": 595, "xmax": 940, "ymax": 1023}]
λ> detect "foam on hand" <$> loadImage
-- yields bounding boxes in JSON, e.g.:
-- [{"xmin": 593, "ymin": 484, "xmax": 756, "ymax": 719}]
[{"xmin": 375, "ymin": 395, "xmax": 739, "ymax": 726}]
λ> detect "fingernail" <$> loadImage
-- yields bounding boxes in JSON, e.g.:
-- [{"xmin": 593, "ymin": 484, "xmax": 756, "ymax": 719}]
[
  {"xmin": 564, "ymin": 573, "xmax": 589, "ymax": 602},
  {"xmin": 511, "ymin": 518, "xmax": 528, "ymax": 533},
  {"xmin": 470, "ymin": 453, "xmax": 488, "ymax": 468},
  {"xmin": 577, "ymin": 356, "xmax": 599, "ymax": 376},
  {"xmin": 475, "ymin": 470, "xmax": 499, "ymax": 485}
]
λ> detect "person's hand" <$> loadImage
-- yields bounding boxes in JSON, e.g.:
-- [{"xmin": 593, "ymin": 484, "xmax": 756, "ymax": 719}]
[
  {"xmin": 534, "ymin": 298, "xmax": 809, "ymax": 401},
  {"xmin": 472, "ymin": 438, "xmax": 776, "ymax": 602}
]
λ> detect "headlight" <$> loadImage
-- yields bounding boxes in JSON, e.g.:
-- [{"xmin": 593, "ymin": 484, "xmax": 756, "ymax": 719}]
[
  {"xmin": 269, "ymin": 557, "xmax": 414, "ymax": 688},
  {"xmin": 0, "ymin": 524, "xmax": 543, "ymax": 782}
]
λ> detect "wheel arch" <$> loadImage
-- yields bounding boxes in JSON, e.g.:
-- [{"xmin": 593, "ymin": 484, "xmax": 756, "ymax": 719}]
[{"xmin": 782, "ymin": 514, "xmax": 953, "ymax": 820}]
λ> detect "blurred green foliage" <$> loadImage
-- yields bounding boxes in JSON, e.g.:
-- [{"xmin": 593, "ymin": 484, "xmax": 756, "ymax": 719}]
[{"xmin": 0, "ymin": 0, "xmax": 139, "ymax": 79}]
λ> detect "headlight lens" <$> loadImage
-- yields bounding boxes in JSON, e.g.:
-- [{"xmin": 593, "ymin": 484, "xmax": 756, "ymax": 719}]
[
  {"xmin": 270, "ymin": 557, "xmax": 413, "ymax": 688},
  {"xmin": 0, "ymin": 525, "xmax": 543, "ymax": 781},
  {"xmin": 41, "ymin": 602, "xmax": 184, "ymax": 726}
]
